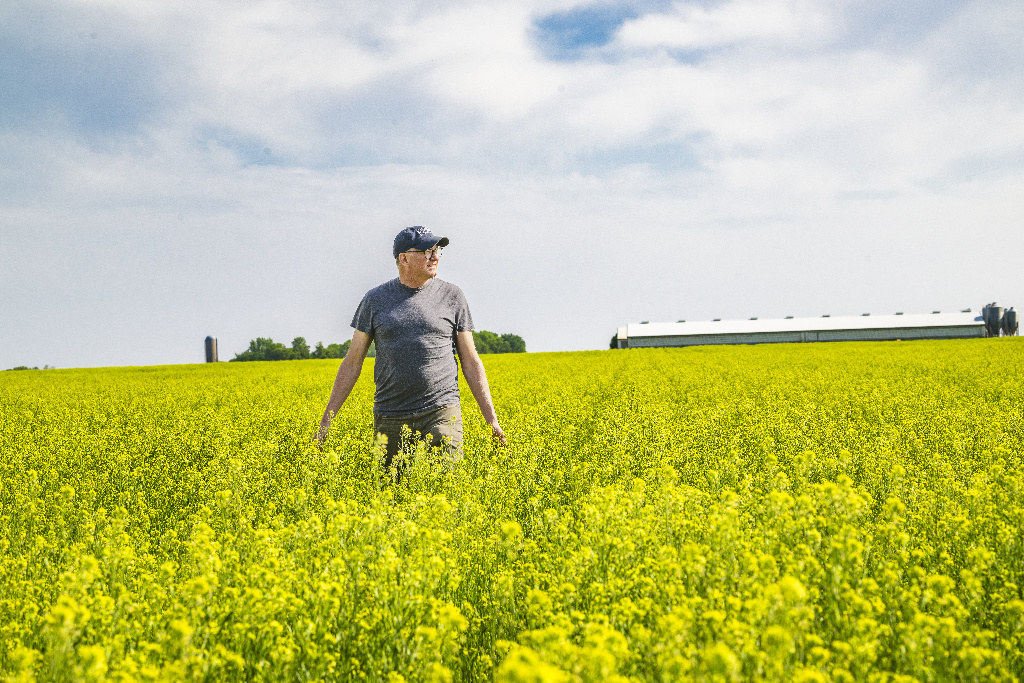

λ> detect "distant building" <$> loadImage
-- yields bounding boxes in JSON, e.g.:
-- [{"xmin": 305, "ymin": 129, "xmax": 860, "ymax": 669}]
[
  {"xmin": 205, "ymin": 336, "xmax": 218, "ymax": 363},
  {"xmin": 614, "ymin": 310, "xmax": 990, "ymax": 349}
]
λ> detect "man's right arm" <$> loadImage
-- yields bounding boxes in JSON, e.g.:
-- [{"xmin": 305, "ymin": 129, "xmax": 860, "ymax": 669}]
[{"xmin": 316, "ymin": 329, "xmax": 373, "ymax": 443}]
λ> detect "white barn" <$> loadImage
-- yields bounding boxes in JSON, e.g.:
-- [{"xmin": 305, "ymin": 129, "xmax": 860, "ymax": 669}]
[{"xmin": 615, "ymin": 311, "xmax": 986, "ymax": 349}]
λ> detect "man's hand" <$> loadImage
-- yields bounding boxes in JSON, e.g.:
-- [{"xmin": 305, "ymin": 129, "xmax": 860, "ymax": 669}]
[
  {"xmin": 314, "ymin": 410, "xmax": 335, "ymax": 449},
  {"xmin": 490, "ymin": 423, "xmax": 507, "ymax": 446}
]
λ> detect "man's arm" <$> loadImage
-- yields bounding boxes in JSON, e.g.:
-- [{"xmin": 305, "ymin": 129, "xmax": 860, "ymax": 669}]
[
  {"xmin": 316, "ymin": 330, "xmax": 373, "ymax": 443},
  {"xmin": 455, "ymin": 330, "xmax": 507, "ymax": 445}
]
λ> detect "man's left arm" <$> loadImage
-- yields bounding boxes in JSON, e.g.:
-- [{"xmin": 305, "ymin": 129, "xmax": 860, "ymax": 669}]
[{"xmin": 455, "ymin": 331, "xmax": 507, "ymax": 445}]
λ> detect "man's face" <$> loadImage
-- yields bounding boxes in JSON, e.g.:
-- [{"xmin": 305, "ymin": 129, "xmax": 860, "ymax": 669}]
[{"xmin": 402, "ymin": 243, "xmax": 441, "ymax": 279}]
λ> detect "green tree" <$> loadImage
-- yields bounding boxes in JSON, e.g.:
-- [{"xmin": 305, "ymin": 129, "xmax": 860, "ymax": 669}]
[
  {"xmin": 230, "ymin": 337, "xmax": 294, "ymax": 362},
  {"xmin": 473, "ymin": 330, "xmax": 500, "ymax": 354},
  {"xmin": 234, "ymin": 336, "xmax": 377, "ymax": 361},
  {"xmin": 311, "ymin": 339, "xmax": 375, "ymax": 359},
  {"xmin": 312, "ymin": 341, "xmax": 349, "ymax": 359},
  {"xmin": 472, "ymin": 331, "xmax": 526, "ymax": 354},
  {"xmin": 500, "ymin": 333, "xmax": 526, "ymax": 353},
  {"xmin": 291, "ymin": 337, "xmax": 310, "ymax": 359},
  {"xmin": 331, "ymin": 341, "xmax": 350, "ymax": 358}
]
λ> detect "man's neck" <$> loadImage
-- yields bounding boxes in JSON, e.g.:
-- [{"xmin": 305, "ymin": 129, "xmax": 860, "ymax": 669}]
[{"xmin": 398, "ymin": 271, "xmax": 433, "ymax": 289}]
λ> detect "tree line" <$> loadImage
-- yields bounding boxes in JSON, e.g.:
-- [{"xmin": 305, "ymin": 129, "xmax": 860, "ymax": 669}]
[
  {"xmin": 230, "ymin": 337, "xmax": 373, "ymax": 362},
  {"xmin": 471, "ymin": 331, "xmax": 526, "ymax": 354},
  {"xmin": 230, "ymin": 331, "xmax": 524, "ymax": 362}
]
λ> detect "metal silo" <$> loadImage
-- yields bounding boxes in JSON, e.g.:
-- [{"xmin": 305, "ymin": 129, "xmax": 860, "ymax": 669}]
[
  {"xmin": 983, "ymin": 303, "xmax": 1004, "ymax": 337},
  {"xmin": 1003, "ymin": 308, "xmax": 1018, "ymax": 337},
  {"xmin": 205, "ymin": 336, "xmax": 218, "ymax": 363}
]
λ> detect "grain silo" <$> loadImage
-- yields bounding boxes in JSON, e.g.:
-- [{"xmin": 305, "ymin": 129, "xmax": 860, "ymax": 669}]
[
  {"xmin": 205, "ymin": 336, "xmax": 218, "ymax": 363},
  {"xmin": 1003, "ymin": 308, "xmax": 1019, "ymax": 337}
]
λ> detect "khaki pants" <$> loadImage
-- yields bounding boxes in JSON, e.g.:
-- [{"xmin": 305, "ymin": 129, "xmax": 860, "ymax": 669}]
[{"xmin": 373, "ymin": 403, "xmax": 463, "ymax": 470}]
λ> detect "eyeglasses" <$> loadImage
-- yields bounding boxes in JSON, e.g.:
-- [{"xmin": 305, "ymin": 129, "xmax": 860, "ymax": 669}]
[{"xmin": 405, "ymin": 246, "xmax": 443, "ymax": 259}]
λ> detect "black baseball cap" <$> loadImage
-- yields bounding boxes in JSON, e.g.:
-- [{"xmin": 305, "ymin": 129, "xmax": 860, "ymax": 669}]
[{"xmin": 393, "ymin": 226, "xmax": 449, "ymax": 258}]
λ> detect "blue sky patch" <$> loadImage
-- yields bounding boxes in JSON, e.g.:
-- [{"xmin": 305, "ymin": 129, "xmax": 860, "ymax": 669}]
[
  {"xmin": 533, "ymin": 2, "xmax": 673, "ymax": 61},
  {"xmin": 0, "ymin": 2, "xmax": 167, "ymax": 139},
  {"xmin": 0, "ymin": 32, "xmax": 162, "ymax": 137}
]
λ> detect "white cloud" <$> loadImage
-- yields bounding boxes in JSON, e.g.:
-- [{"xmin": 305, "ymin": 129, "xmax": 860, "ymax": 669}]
[
  {"xmin": 396, "ymin": 5, "xmax": 567, "ymax": 119},
  {"xmin": 616, "ymin": 0, "xmax": 830, "ymax": 51}
]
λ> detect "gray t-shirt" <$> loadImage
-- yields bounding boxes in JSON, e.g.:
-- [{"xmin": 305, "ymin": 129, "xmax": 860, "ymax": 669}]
[{"xmin": 351, "ymin": 277, "xmax": 474, "ymax": 416}]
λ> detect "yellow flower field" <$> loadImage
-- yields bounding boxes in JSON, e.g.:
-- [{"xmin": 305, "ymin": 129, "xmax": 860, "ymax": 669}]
[{"xmin": 1, "ymin": 339, "xmax": 1022, "ymax": 682}]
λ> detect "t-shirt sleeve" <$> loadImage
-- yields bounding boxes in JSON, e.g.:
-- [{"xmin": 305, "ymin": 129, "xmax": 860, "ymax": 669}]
[
  {"xmin": 454, "ymin": 287, "xmax": 474, "ymax": 332},
  {"xmin": 351, "ymin": 292, "xmax": 375, "ymax": 335}
]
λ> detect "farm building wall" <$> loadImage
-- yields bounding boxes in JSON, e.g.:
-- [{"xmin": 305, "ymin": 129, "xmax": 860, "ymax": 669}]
[{"xmin": 627, "ymin": 324, "xmax": 986, "ymax": 348}]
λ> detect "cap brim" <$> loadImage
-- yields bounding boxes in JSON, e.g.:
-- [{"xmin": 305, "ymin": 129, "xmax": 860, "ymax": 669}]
[{"xmin": 436, "ymin": 236, "xmax": 450, "ymax": 248}]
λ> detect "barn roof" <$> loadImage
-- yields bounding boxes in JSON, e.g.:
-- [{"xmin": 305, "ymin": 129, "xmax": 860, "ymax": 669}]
[{"xmin": 624, "ymin": 311, "xmax": 983, "ymax": 339}]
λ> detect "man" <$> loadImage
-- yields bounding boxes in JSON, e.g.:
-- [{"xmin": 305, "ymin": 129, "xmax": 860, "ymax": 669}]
[{"xmin": 316, "ymin": 226, "xmax": 506, "ymax": 468}]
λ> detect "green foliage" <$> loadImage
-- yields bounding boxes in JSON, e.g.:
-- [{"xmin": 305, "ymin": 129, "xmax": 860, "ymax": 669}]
[
  {"xmin": 309, "ymin": 340, "xmax": 376, "ymax": 359},
  {"xmin": 311, "ymin": 340, "xmax": 349, "ymax": 359},
  {"xmin": 474, "ymin": 330, "xmax": 526, "ymax": 354},
  {"xmin": 229, "ymin": 337, "xmax": 296, "ymax": 362},
  {"xmin": 1, "ymin": 338, "xmax": 1023, "ymax": 681},
  {"xmin": 291, "ymin": 337, "xmax": 310, "ymax": 360},
  {"xmin": 233, "ymin": 337, "xmax": 374, "ymax": 361}
]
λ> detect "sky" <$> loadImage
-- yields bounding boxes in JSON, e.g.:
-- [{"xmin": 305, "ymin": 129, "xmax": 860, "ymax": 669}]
[{"xmin": 1, "ymin": 0, "xmax": 1022, "ymax": 368}]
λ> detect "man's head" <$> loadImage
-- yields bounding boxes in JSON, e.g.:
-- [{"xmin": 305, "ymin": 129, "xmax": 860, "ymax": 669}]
[
  {"xmin": 393, "ymin": 226, "xmax": 449, "ymax": 283},
  {"xmin": 393, "ymin": 226, "xmax": 449, "ymax": 259}
]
